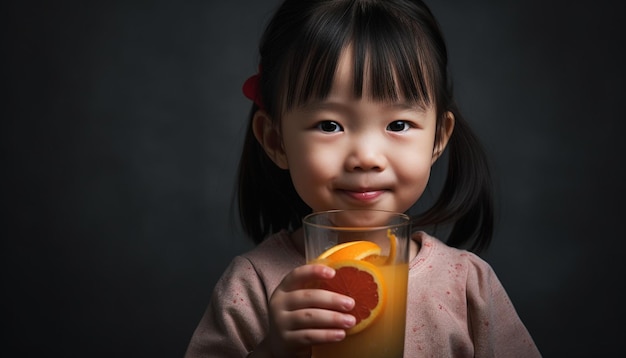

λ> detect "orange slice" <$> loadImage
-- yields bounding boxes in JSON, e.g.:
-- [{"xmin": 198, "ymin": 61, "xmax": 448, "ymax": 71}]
[
  {"xmin": 385, "ymin": 229, "xmax": 397, "ymax": 265},
  {"xmin": 318, "ymin": 241, "xmax": 382, "ymax": 262},
  {"xmin": 319, "ymin": 259, "xmax": 385, "ymax": 335}
]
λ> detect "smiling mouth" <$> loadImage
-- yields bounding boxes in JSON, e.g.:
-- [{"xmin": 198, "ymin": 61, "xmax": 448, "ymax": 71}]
[{"xmin": 340, "ymin": 189, "xmax": 386, "ymax": 202}]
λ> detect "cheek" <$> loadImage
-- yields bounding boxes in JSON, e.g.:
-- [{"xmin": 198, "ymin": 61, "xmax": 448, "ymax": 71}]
[
  {"xmin": 399, "ymin": 161, "xmax": 431, "ymax": 193},
  {"xmin": 391, "ymin": 144, "xmax": 435, "ymax": 208},
  {"xmin": 283, "ymin": 141, "xmax": 339, "ymax": 204}
]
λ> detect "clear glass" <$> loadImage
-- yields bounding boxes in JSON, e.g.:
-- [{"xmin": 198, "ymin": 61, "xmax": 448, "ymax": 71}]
[{"xmin": 303, "ymin": 209, "xmax": 410, "ymax": 358}]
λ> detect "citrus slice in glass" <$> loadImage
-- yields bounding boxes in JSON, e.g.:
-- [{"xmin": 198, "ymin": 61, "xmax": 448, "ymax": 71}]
[
  {"xmin": 319, "ymin": 259, "xmax": 386, "ymax": 335},
  {"xmin": 385, "ymin": 228, "xmax": 397, "ymax": 265},
  {"xmin": 317, "ymin": 241, "xmax": 381, "ymax": 262}
]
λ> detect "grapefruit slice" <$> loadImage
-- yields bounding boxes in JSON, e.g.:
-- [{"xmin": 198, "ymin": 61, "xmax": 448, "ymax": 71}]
[
  {"xmin": 318, "ymin": 241, "xmax": 382, "ymax": 262},
  {"xmin": 319, "ymin": 259, "xmax": 385, "ymax": 335}
]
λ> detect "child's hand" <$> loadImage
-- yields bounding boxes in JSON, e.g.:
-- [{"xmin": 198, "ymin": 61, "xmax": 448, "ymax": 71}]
[{"xmin": 266, "ymin": 264, "xmax": 356, "ymax": 358}]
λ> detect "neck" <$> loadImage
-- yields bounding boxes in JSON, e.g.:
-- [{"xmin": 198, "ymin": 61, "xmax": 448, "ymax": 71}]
[{"xmin": 290, "ymin": 227, "xmax": 306, "ymax": 256}]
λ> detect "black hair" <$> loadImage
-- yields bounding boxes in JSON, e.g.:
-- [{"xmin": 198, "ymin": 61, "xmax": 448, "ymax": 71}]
[{"xmin": 236, "ymin": 0, "xmax": 494, "ymax": 253}]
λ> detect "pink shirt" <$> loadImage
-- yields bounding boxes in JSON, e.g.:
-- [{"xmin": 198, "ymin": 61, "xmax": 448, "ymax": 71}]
[{"xmin": 185, "ymin": 231, "xmax": 541, "ymax": 357}]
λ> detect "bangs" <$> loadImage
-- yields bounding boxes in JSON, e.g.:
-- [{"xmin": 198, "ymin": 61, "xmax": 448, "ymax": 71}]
[{"xmin": 278, "ymin": 1, "xmax": 439, "ymax": 111}]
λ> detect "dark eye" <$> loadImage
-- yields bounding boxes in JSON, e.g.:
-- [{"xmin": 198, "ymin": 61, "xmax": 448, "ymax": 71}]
[
  {"xmin": 387, "ymin": 120, "xmax": 410, "ymax": 132},
  {"xmin": 317, "ymin": 120, "xmax": 343, "ymax": 133}
]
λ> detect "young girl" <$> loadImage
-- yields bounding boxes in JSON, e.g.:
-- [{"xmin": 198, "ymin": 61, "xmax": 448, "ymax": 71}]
[{"xmin": 185, "ymin": 0, "xmax": 541, "ymax": 357}]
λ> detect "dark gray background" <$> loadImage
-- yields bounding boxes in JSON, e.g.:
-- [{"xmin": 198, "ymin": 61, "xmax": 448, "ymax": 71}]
[{"xmin": 3, "ymin": 0, "xmax": 625, "ymax": 356}]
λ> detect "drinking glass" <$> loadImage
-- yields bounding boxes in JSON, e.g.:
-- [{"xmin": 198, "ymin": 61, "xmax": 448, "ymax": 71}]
[{"xmin": 303, "ymin": 209, "xmax": 410, "ymax": 358}]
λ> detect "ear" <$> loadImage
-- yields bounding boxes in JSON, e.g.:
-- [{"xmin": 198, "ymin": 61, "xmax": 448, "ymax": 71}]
[
  {"xmin": 432, "ymin": 111, "xmax": 455, "ymax": 164},
  {"xmin": 252, "ymin": 110, "xmax": 289, "ymax": 169}
]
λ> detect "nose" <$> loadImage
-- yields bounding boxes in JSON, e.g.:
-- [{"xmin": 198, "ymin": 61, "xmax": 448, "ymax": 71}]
[{"xmin": 344, "ymin": 135, "xmax": 387, "ymax": 172}]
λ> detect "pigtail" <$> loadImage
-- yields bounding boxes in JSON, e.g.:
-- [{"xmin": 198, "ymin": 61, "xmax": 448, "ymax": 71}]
[
  {"xmin": 237, "ymin": 107, "xmax": 310, "ymax": 244},
  {"xmin": 413, "ymin": 110, "xmax": 494, "ymax": 253}
]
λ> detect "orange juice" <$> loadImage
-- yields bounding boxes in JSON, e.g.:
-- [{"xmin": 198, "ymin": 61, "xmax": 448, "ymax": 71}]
[
  {"xmin": 311, "ymin": 261, "xmax": 408, "ymax": 358},
  {"xmin": 303, "ymin": 209, "xmax": 410, "ymax": 358}
]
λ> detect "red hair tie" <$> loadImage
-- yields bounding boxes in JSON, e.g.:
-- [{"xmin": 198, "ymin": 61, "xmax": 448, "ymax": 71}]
[{"xmin": 242, "ymin": 66, "xmax": 264, "ymax": 109}]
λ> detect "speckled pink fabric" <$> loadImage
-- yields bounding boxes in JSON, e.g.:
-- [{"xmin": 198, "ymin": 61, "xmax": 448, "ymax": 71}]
[{"xmin": 185, "ymin": 231, "xmax": 541, "ymax": 357}]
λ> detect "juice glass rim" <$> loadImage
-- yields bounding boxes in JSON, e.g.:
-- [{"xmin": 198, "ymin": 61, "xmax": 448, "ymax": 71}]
[{"xmin": 302, "ymin": 209, "xmax": 410, "ymax": 231}]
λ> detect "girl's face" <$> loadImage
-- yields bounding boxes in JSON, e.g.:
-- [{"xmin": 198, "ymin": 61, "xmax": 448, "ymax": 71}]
[{"xmin": 257, "ymin": 52, "xmax": 453, "ymax": 214}]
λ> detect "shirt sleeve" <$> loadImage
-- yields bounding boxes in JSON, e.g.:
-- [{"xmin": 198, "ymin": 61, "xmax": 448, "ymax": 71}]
[
  {"xmin": 184, "ymin": 255, "xmax": 269, "ymax": 358},
  {"xmin": 465, "ymin": 256, "xmax": 542, "ymax": 357}
]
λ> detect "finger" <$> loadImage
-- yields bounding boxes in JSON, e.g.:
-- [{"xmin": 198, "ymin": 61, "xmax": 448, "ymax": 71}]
[
  {"xmin": 281, "ymin": 288, "xmax": 355, "ymax": 312},
  {"xmin": 279, "ymin": 264, "xmax": 335, "ymax": 292},
  {"xmin": 283, "ymin": 327, "xmax": 348, "ymax": 346},
  {"xmin": 282, "ymin": 308, "xmax": 356, "ymax": 331}
]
